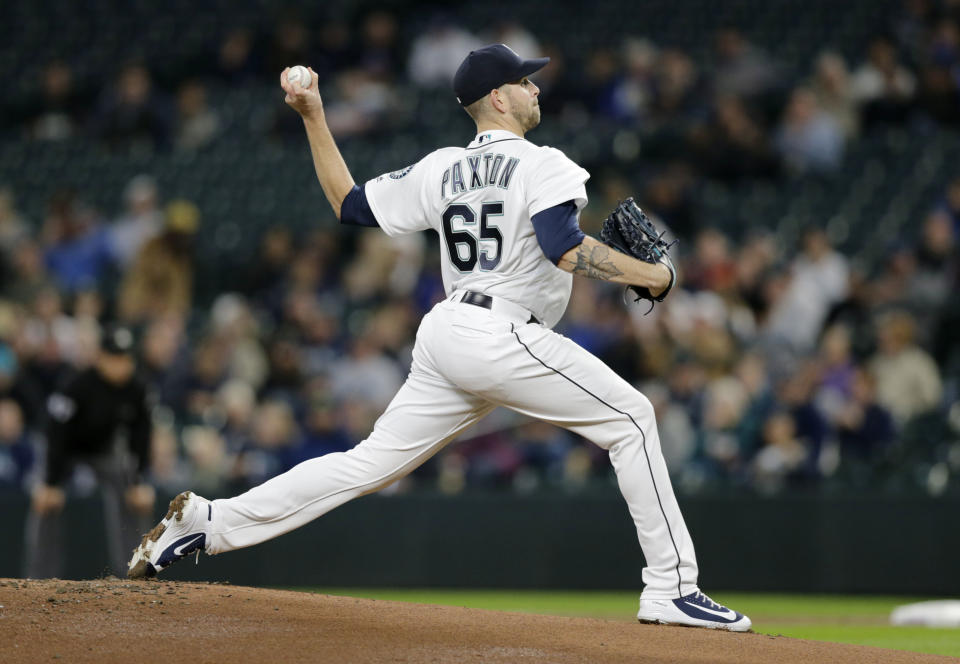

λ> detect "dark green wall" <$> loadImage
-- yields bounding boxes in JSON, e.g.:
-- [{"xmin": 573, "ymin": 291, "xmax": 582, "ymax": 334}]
[{"xmin": 1, "ymin": 492, "xmax": 956, "ymax": 594}]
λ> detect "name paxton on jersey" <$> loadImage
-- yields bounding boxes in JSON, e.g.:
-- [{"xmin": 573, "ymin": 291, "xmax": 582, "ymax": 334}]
[{"xmin": 441, "ymin": 153, "xmax": 520, "ymax": 198}]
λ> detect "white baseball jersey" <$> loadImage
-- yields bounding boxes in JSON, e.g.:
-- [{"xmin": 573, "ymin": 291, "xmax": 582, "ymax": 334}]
[{"xmin": 364, "ymin": 129, "xmax": 590, "ymax": 328}]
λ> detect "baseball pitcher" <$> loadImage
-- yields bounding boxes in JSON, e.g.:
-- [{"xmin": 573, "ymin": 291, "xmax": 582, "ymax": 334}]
[{"xmin": 128, "ymin": 44, "xmax": 750, "ymax": 631}]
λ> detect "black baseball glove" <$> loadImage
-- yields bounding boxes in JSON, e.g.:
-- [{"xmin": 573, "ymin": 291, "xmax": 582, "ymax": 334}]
[{"xmin": 599, "ymin": 198, "xmax": 678, "ymax": 311}]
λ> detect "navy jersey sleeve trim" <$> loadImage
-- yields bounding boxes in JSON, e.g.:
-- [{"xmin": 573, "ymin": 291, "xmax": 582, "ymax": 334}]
[
  {"xmin": 340, "ymin": 184, "xmax": 379, "ymax": 228},
  {"xmin": 531, "ymin": 200, "xmax": 585, "ymax": 264}
]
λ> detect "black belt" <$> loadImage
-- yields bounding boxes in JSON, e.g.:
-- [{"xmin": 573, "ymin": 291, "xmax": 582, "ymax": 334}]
[{"xmin": 461, "ymin": 290, "xmax": 540, "ymax": 325}]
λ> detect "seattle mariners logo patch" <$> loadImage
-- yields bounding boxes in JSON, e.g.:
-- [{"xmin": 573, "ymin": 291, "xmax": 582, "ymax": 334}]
[{"xmin": 389, "ymin": 164, "xmax": 414, "ymax": 179}]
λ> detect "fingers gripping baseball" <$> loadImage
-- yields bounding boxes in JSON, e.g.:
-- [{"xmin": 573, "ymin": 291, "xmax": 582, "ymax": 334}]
[{"xmin": 281, "ymin": 66, "xmax": 322, "ymax": 118}]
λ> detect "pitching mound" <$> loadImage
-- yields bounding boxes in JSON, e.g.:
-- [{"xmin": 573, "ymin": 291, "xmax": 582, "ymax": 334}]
[{"xmin": 0, "ymin": 578, "xmax": 949, "ymax": 663}]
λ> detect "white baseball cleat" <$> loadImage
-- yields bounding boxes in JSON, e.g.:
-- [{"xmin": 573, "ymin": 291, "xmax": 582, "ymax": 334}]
[
  {"xmin": 127, "ymin": 491, "xmax": 211, "ymax": 579},
  {"xmin": 637, "ymin": 590, "xmax": 752, "ymax": 632}
]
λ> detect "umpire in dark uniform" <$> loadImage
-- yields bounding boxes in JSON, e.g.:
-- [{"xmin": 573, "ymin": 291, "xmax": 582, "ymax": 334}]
[{"xmin": 25, "ymin": 324, "xmax": 156, "ymax": 578}]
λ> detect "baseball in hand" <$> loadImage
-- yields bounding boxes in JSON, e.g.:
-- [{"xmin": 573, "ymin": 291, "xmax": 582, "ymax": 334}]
[{"xmin": 287, "ymin": 65, "xmax": 311, "ymax": 88}]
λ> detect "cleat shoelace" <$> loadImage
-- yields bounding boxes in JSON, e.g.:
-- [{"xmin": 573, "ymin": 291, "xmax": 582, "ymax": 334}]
[{"xmin": 695, "ymin": 592, "xmax": 723, "ymax": 611}]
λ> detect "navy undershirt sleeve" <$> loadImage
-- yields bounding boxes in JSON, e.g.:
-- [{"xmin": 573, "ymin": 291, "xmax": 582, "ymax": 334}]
[
  {"xmin": 531, "ymin": 200, "xmax": 586, "ymax": 264},
  {"xmin": 340, "ymin": 184, "xmax": 379, "ymax": 228}
]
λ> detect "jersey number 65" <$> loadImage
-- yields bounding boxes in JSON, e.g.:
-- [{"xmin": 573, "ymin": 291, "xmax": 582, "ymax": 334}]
[{"xmin": 442, "ymin": 202, "xmax": 503, "ymax": 272}]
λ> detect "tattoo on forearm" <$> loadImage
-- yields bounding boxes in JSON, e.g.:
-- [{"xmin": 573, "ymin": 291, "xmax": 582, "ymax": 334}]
[{"xmin": 570, "ymin": 243, "xmax": 624, "ymax": 280}]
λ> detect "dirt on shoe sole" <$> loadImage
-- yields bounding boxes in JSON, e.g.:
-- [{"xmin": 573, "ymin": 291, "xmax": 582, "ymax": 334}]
[{"xmin": 125, "ymin": 492, "xmax": 194, "ymax": 579}]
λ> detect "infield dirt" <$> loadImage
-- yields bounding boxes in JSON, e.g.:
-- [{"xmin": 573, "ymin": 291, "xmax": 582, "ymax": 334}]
[{"xmin": 0, "ymin": 578, "xmax": 951, "ymax": 663}]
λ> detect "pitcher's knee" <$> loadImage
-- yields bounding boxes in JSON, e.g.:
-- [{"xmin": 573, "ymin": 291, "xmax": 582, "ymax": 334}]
[
  {"xmin": 586, "ymin": 392, "xmax": 657, "ymax": 451},
  {"xmin": 630, "ymin": 391, "xmax": 656, "ymax": 423}
]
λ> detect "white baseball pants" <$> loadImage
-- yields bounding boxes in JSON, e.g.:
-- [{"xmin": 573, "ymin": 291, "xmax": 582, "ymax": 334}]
[{"xmin": 207, "ymin": 295, "xmax": 699, "ymax": 599}]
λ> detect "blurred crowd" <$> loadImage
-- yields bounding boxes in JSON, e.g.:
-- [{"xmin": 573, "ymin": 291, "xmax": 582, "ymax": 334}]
[
  {"xmin": 2, "ymin": 2, "xmax": 959, "ymax": 178},
  {"xmin": 1, "ymin": 0, "xmax": 959, "ymax": 499}
]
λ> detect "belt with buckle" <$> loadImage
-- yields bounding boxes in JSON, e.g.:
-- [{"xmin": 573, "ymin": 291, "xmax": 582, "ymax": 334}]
[{"xmin": 460, "ymin": 290, "xmax": 541, "ymax": 325}]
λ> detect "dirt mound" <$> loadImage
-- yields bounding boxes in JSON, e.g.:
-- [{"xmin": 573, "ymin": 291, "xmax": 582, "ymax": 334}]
[{"xmin": 0, "ymin": 578, "xmax": 949, "ymax": 663}]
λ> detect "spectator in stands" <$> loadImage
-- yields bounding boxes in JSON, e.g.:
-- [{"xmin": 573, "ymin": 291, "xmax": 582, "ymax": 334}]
[
  {"xmin": 41, "ymin": 190, "xmax": 113, "ymax": 293},
  {"xmin": 484, "ymin": 21, "xmax": 542, "ymax": 60},
  {"xmin": 91, "ymin": 63, "xmax": 171, "ymax": 152},
  {"xmin": 699, "ymin": 376, "xmax": 749, "ymax": 478},
  {"xmin": 525, "ymin": 44, "xmax": 575, "ymax": 110},
  {"xmin": 775, "ymin": 362, "xmax": 828, "ymax": 476},
  {"xmin": 342, "ymin": 231, "xmax": 407, "ymax": 302},
  {"xmin": 850, "ymin": 36, "xmax": 917, "ymax": 127},
  {"xmin": 174, "ymin": 80, "xmax": 220, "ymax": 151},
  {"xmin": 245, "ymin": 226, "xmax": 294, "ymax": 304},
  {"xmin": 834, "ymin": 367, "xmax": 896, "ymax": 465},
  {"xmin": 815, "ymin": 323, "xmax": 857, "ymax": 422},
  {"xmin": 606, "ymin": 38, "xmax": 657, "ymax": 125},
  {"xmin": 182, "ymin": 336, "xmax": 229, "ymax": 420},
  {"xmin": 261, "ymin": 334, "xmax": 306, "ymax": 405},
  {"xmin": 810, "ymin": 52, "xmax": 859, "ymax": 139},
  {"xmin": 765, "ymin": 227, "xmax": 849, "ymax": 351},
  {"xmin": 582, "ymin": 48, "xmax": 625, "ymax": 119},
  {"xmin": 892, "ymin": 0, "xmax": 937, "ymax": 63},
  {"xmin": 28, "ymin": 61, "xmax": 83, "ymax": 141},
  {"xmin": 182, "ymin": 425, "xmax": 230, "ymax": 494},
  {"xmin": 216, "ymin": 379, "xmax": 257, "ymax": 455},
  {"xmin": 139, "ymin": 314, "xmax": 189, "ymax": 410},
  {"xmin": 649, "ymin": 49, "xmax": 703, "ymax": 127},
  {"xmin": 358, "ymin": 10, "xmax": 402, "ymax": 80},
  {"xmin": 774, "ymin": 87, "xmax": 845, "ymax": 174},
  {"xmin": 118, "ymin": 199, "xmax": 199, "ymax": 324},
  {"xmin": 711, "ymin": 28, "xmax": 781, "ymax": 99},
  {"xmin": 267, "ymin": 12, "xmax": 312, "ymax": 79},
  {"xmin": 237, "ymin": 400, "xmax": 302, "ymax": 486},
  {"xmin": 3, "ymin": 238, "xmax": 53, "ymax": 307},
  {"xmin": 937, "ymin": 176, "xmax": 960, "ymax": 230},
  {"xmin": 456, "ymin": 429, "xmax": 524, "ymax": 489},
  {"xmin": 682, "ymin": 228, "xmax": 738, "ymax": 293},
  {"xmin": 0, "ymin": 398, "xmax": 34, "ymax": 491},
  {"xmin": 513, "ymin": 420, "xmax": 575, "ymax": 490},
  {"xmin": 734, "ymin": 231, "xmax": 778, "ymax": 322},
  {"xmin": 687, "ymin": 94, "xmax": 780, "ymax": 181},
  {"xmin": 751, "ymin": 410, "xmax": 808, "ymax": 492},
  {"xmin": 214, "ymin": 27, "xmax": 260, "ymax": 84},
  {"xmin": 110, "ymin": 174, "xmax": 163, "ymax": 267},
  {"xmin": 642, "ymin": 164, "xmax": 698, "ymax": 237},
  {"xmin": 642, "ymin": 380, "xmax": 696, "ymax": 471},
  {"xmin": 148, "ymin": 422, "xmax": 192, "ymax": 494},
  {"xmin": 314, "ymin": 18, "xmax": 355, "ymax": 79},
  {"xmin": 296, "ymin": 389, "xmax": 354, "ymax": 461},
  {"xmin": 330, "ymin": 329, "xmax": 403, "ymax": 411},
  {"xmin": 322, "ymin": 70, "xmax": 398, "ymax": 138},
  {"xmin": 17, "ymin": 305, "xmax": 72, "ymax": 403},
  {"xmin": 300, "ymin": 306, "xmax": 341, "ymax": 375},
  {"xmin": 407, "ymin": 16, "xmax": 482, "ymax": 88},
  {"xmin": 870, "ymin": 310, "xmax": 943, "ymax": 423},
  {"xmin": 22, "ymin": 287, "xmax": 77, "ymax": 364},
  {"xmin": 0, "ymin": 187, "xmax": 29, "ymax": 257},
  {"xmin": 0, "ymin": 342, "xmax": 43, "ymax": 429},
  {"xmin": 916, "ymin": 18, "xmax": 960, "ymax": 126},
  {"xmin": 209, "ymin": 294, "xmax": 268, "ymax": 391},
  {"xmin": 733, "ymin": 352, "xmax": 776, "ymax": 458},
  {"xmin": 910, "ymin": 210, "xmax": 956, "ymax": 315}
]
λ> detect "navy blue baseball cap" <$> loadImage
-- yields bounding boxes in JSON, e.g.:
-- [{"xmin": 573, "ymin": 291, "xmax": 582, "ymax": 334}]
[{"xmin": 453, "ymin": 44, "xmax": 550, "ymax": 106}]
